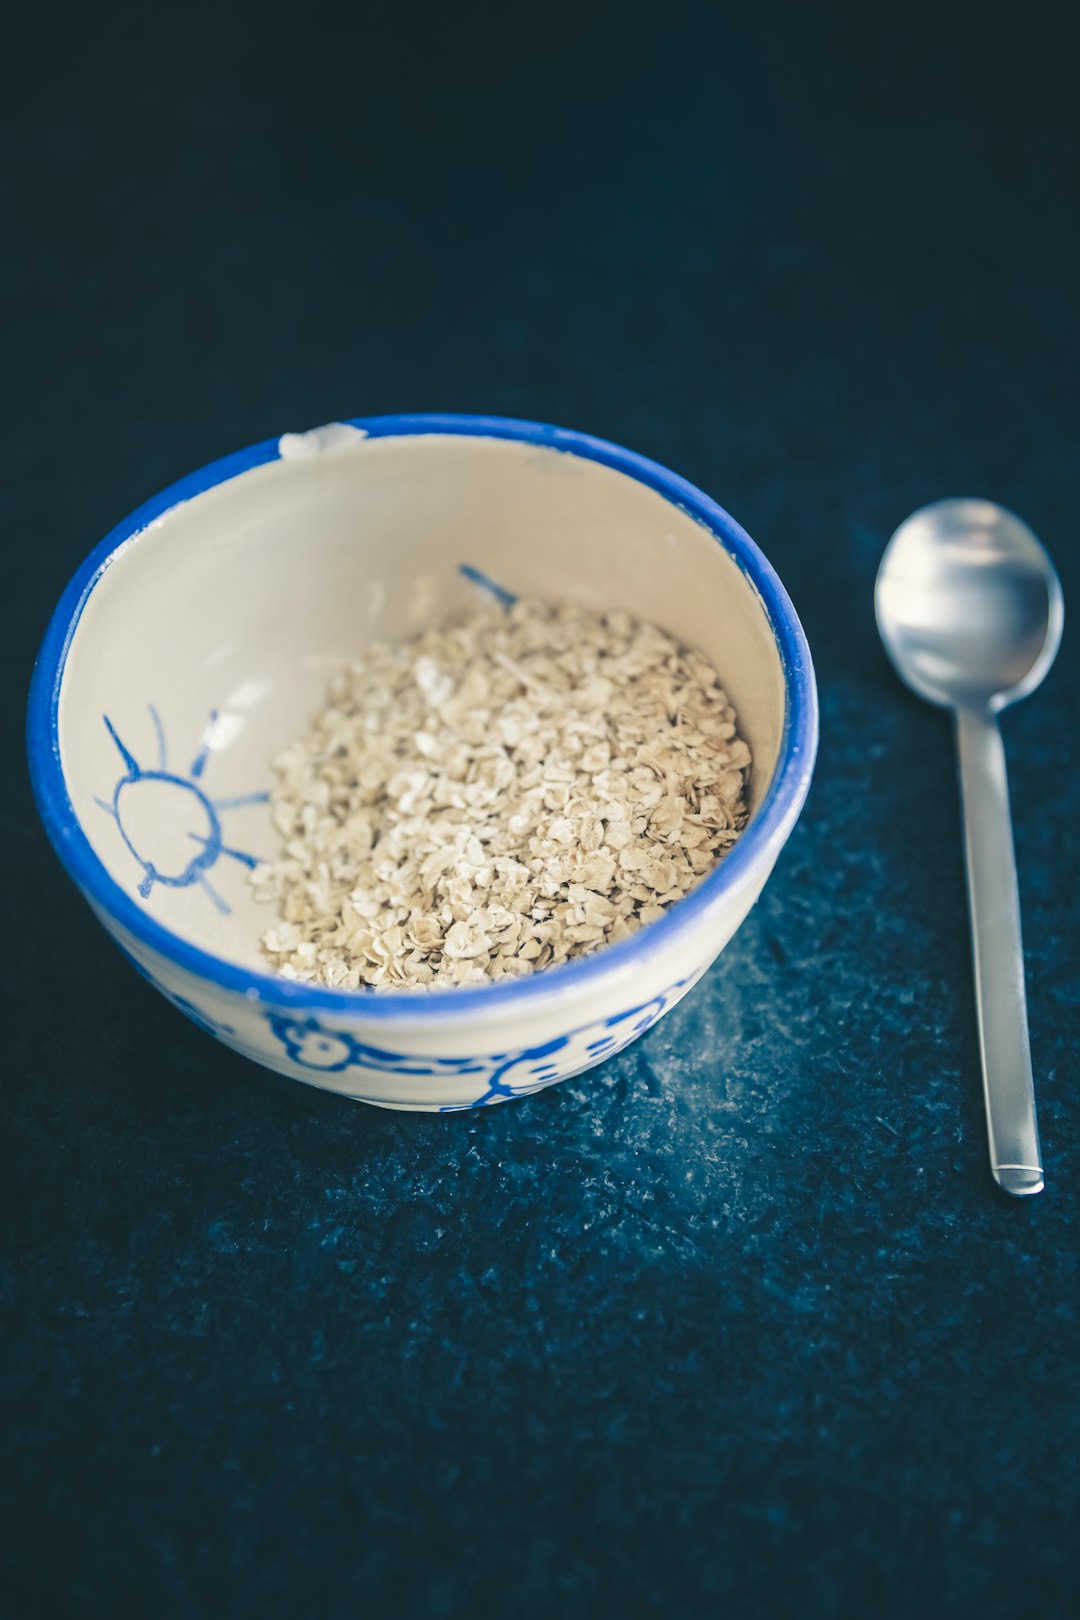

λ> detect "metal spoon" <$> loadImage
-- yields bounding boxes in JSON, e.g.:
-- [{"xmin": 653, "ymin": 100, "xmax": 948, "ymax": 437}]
[{"xmin": 875, "ymin": 499, "xmax": 1063, "ymax": 1197}]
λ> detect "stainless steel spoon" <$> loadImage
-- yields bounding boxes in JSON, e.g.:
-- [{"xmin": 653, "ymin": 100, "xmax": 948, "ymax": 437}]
[{"xmin": 876, "ymin": 499, "xmax": 1063, "ymax": 1196}]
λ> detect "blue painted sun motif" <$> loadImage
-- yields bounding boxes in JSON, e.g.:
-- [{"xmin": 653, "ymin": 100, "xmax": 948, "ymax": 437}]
[{"xmin": 96, "ymin": 705, "xmax": 269, "ymax": 915}]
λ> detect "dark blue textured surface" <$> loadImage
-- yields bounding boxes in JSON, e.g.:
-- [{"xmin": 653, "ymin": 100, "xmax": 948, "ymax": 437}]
[{"xmin": 4, "ymin": 3, "xmax": 1078, "ymax": 1616}]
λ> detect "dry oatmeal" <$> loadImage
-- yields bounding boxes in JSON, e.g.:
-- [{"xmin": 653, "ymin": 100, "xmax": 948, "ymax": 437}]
[{"xmin": 250, "ymin": 597, "xmax": 751, "ymax": 989}]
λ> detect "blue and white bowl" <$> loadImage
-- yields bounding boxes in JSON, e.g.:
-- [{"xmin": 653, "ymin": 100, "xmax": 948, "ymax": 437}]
[{"xmin": 28, "ymin": 415, "xmax": 817, "ymax": 1111}]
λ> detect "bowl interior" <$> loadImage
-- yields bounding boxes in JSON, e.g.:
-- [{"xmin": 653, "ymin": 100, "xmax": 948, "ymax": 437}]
[{"xmin": 56, "ymin": 429, "xmax": 788, "ymax": 968}]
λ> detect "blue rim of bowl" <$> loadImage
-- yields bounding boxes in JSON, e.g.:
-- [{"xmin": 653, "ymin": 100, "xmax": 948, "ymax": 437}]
[{"xmin": 27, "ymin": 413, "xmax": 818, "ymax": 1021}]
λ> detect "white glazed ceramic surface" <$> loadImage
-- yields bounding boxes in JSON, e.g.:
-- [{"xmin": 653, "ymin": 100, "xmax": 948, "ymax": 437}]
[{"xmin": 29, "ymin": 417, "xmax": 817, "ymax": 1110}]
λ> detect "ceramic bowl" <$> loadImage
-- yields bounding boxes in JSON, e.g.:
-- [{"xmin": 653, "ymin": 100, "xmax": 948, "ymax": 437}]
[{"xmin": 28, "ymin": 414, "xmax": 817, "ymax": 1111}]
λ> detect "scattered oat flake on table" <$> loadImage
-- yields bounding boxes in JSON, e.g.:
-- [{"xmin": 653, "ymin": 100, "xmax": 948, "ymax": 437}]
[{"xmin": 250, "ymin": 597, "xmax": 751, "ymax": 990}]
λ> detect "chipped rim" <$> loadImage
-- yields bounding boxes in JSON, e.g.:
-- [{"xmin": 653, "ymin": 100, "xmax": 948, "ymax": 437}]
[{"xmin": 27, "ymin": 413, "xmax": 819, "ymax": 1022}]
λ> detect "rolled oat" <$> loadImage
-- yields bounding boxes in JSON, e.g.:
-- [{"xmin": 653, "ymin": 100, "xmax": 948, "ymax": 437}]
[{"xmin": 250, "ymin": 598, "xmax": 751, "ymax": 990}]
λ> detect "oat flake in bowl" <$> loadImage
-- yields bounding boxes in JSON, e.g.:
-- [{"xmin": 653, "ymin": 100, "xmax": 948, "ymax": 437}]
[{"xmin": 252, "ymin": 597, "xmax": 752, "ymax": 991}]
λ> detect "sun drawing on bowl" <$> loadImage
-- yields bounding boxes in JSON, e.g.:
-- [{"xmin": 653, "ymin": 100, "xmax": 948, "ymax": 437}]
[{"xmin": 96, "ymin": 706, "xmax": 268, "ymax": 915}]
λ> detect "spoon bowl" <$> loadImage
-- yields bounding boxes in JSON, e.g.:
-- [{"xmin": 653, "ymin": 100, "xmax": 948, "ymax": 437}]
[{"xmin": 876, "ymin": 498, "xmax": 1063, "ymax": 712}]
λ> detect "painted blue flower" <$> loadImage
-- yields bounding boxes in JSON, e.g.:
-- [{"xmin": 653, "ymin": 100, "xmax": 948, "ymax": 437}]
[{"xmin": 269, "ymin": 1018, "xmax": 355, "ymax": 1072}]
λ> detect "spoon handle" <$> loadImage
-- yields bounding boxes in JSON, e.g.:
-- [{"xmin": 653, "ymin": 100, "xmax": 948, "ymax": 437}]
[{"xmin": 954, "ymin": 706, "xmax": 1043, "ymax": 1195}]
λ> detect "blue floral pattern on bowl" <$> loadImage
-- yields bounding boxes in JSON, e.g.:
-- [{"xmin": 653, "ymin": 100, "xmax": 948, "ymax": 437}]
[{"xmin": 266, "ymin": 979, "xmax": 692, "ymax": 1108}]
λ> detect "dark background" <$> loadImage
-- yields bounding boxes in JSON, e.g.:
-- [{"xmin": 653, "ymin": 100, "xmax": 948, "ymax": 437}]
[{"xmin": 4, "ymin": 2, "xmax": 1078, "ymax": 1615}]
